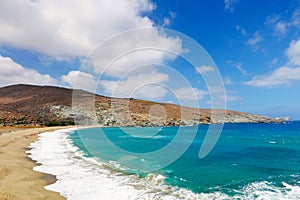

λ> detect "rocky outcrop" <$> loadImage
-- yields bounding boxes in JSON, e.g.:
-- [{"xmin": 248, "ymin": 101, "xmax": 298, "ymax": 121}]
[
  {"xmin": 210, "ymin": 113, "xmax": 280, "ymax": 124},
  {"xmin": 0, "ymin": 84, "xmax": 282, "ymax": 127}
]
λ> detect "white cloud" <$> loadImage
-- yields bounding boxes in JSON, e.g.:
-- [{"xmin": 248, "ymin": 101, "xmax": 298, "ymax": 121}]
[
  {"xmin": 247, "ymin": 32, "xmax": 263, "ymax": 47},
  {"xmin": 224, "ymin": 0, "xmax": 239, "ymax": 12},
  {"xmin": 0, "ymin": 0, "xmax": 183, "ymax": 78},
  {"xmin": 206, "ymin": 85, "xmax": 235, "ymax": 104},
  {"xmin": 0, "ymin": 0, "xmax": 178, "ymax": 61},
  {"xmin": 291, "ymin": 8, "xmax": 300, "ymax": 26},
  {"xmin": 100, "ymin": 70, "xmax": 169, "ymax": 100},
  {"xmin": 274, "ymin": 21, "xmax": 288, "ymax": 35},
  {"xmin": 269, "ymin": 18, "xmax": 289, "ymax": 37},
  {"xmin": 89, "ymin": 34, "xmax": 183, "ymax": 77},
  {"xmin": 0, "ymin": 55, "xmax": 57, "ymax": 87},
  {"xmin": 245, "ymin": 39, "xmax": 300, "ymax": 88},
  {"xmin": 0, "ymin": 0, "xmax": 184, "ymax": 97},
  {"xmin": 196, "ymin": 65, "xmax": 215, "ymax": 74},
  {"xmin": 174, "ymin": 87, "xmax": 207, "ymax": 100},
  {"xmin": 244, "ymin": 66, "xmax": 300, "ymax": 88},
  {"xmin": 162, "ymin": 11, "xmax": 176, "ymax": 27},
  {"xmin": 244, "ymin": 40, "xmax": 300, "ymax": 88},
  {"xmin": 209, "ymin": 86, "xmax": 241, "ymax": 101},
  {"xmin": 162, "ymin": 18, "xmax": 170, "ymax": 27},
  {"xmin": 265, "ymin": 9, "xmax": 300, "ymax": 37},
  {"xmin": 61, "ymin": 70, "xmax": 97, "ymax": 92},
  {"xmin": 286, "ymin": 39, "xmax": 300, "ymax": 66}
]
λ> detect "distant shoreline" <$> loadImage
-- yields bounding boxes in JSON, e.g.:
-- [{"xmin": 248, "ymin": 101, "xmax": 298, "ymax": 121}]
[{"xmin": 0, "ymin": 84, "xmax": 283, "ymax": 127}]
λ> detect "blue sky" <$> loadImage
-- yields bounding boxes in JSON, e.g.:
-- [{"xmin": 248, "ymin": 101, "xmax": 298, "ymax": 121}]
[{"xmin": 0, "ymin": 0, "xmax": 300, "ymax": 119}]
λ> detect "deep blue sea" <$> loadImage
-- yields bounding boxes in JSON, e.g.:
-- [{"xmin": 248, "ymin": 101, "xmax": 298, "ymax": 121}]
[{"xmin": 29, "ymin": 122, "xmax": 300, "ymax": 199}]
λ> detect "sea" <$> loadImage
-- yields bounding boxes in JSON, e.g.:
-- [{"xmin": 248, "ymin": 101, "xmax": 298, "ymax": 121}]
[{"xmin": 28, "ymin": 122, "xmax": 300, "ymax": 200}]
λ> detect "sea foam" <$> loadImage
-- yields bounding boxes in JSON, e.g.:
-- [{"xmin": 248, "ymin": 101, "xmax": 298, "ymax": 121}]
[
  {"xmin": 27, "ymin": 128, "xmax": 202, "ymax": 199},
  {"xmin": 27, "ymin": 128, "xmax": 300, "ymax": 200}
]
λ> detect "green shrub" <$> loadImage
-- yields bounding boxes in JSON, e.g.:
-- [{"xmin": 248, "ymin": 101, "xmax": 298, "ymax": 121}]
[{"xmin": 44, "ymin": 121, "xmax": 74, "ymax": 127}]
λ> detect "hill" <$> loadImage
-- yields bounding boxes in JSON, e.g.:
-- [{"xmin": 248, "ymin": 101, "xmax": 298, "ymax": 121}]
[{"xmin": 0, "ymin": 84, "xmax": 281, "ymax": 126}]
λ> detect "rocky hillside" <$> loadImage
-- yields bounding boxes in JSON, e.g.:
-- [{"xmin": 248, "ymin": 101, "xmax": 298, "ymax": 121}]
[{"xmin": 0, "ymin": 84, "xmax": 281, "ymax": 126}]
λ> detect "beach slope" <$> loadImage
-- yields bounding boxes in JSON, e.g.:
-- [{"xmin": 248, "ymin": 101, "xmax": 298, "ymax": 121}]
[{"xmin": 0, "ymin": 127, "xmax": 67, "ymax": 200}]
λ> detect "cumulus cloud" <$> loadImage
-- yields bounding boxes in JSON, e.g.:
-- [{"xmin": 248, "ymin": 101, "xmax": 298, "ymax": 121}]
[
  {"xmin": 0, "ymin": 0, "xmax": 183, "ymax": 72},
  {"xmin": 61, "ymin": 70, "xmax": 97, "ymax": 92},
  {"xmin": 0, "ymin": 55, "xmax": 57, "ymax": 87},
  {"xmin": 0, "ymin": 0, "xmax": 185, "ymax": 101},
  {"xmin": 174, "ymin": 87, "xmax": 207, "ymax": 100},
  {"xmin": 196, "ymin": 65, "xmax": 215, "ymax": 74},
  {"xmin": 244, "ymin": 39, "xmax": 300, "ymax": 88},
  {"xmin": 80, "ymin": 27, "xmax": 183, "ymax": 100},
  {"xmin": 0, "ymin": 0, "xmax": 172, "ymax": 59},
  {"xmin": 244, "ymin": 66, "xmax": 300, "ymax": 88},
  {"xmin": 286, "ymin": 39, "xmax": 300, "ymax": 66},
  {"xmin": 88, "ymin": 31, "xmax": 183, "ymax": 77},
  {"xmin": 100, "ymin": 70, "xmax": 169, "ymax": 100}
]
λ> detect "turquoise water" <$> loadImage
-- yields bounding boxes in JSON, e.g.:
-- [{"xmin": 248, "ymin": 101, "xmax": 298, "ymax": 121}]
[{"xmin": 69, "ymin": 122, "xmax": 300, "ymax": 197}]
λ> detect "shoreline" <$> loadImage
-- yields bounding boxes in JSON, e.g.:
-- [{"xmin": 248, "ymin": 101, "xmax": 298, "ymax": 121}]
[
  {"xmin": 4, "ymin": 124, "xmax": 298, "ymax": 199},
  {"xmin": 0, "ymin": 126, "xmax": 74, "ymax": 200}
]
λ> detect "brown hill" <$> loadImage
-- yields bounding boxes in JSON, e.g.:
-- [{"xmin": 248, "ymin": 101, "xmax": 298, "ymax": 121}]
[{"xmin": 0, "ymin": 84, "xmax": 281, "ymax": 126}]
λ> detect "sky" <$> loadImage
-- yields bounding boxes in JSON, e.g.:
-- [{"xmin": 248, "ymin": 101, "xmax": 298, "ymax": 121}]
[{"xmin": 0, "ymin": 0, "xmax": 300, "ymax": 119}]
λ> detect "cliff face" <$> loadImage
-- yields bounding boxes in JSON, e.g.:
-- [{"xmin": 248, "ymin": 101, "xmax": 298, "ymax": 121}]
[{"xmin": 0, "ymin": 84, "xmax": 281, "ymax": 126}]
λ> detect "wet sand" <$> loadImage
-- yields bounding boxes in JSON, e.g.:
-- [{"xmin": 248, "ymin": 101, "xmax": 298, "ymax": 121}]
[{"xmin": 0, "ymin": 127, "xmax": 71, "ymax": 200}]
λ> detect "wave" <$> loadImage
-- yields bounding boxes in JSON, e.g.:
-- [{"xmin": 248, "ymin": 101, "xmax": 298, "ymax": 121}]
[
  {"xmin": 231, "ymin": 181, "xmax": 300, "ymax": 200},
  {"xmin": 27, "ymin": 128, "xmax": 300, "ymax": 200}
]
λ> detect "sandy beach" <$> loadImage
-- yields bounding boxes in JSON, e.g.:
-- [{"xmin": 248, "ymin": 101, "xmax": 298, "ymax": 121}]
[{"xmin": 0, "ymin": 127, "xmax": 70, "ymax": 200}]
